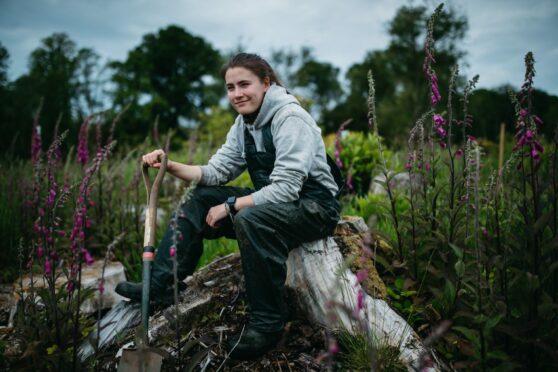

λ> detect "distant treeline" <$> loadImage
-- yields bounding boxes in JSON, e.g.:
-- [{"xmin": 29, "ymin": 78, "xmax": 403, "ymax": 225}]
[{"xmin": 0, "ymin": 3, "xmax": 556, "ymax": 159}]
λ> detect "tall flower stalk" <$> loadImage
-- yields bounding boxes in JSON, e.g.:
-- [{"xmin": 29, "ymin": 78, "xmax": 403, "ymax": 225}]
[
  {"xmin": 368, "ymin": 70, "xmax": 403, "ymax": 261},
  {"xmin": 471, "ymin": 142, "xmax": 487, "ymax": 370},
  {"xmin": 552, "ymin": 128, "xmax": 558, "ymax": 303},
  {"xmin": 506, "ymin": 51, "xmax": 545, "ymax": 368},
  {"xmin": 69, "ymin": 141, "xmax": 115, "ymax": 369},
  {"xmin": 169, "ymin": 182, "xmax": 196, "ymax": 367},
  {"xmin": 459, "ymin": 75, "xmax": 479, "ymax": 185},
  {"xmin": 77, "ymin": 117, "xmax": 91, "ymax": 166},
  {"xmin": 31, "ymin": 130, "xmax": 70, "ymax": 354},
  {"xmin": 407, "ymin": 110, "xmax": 432, "ymax": 277},
  {"xmin": 422, "ymin": 4, "xmax": 444, "ymax": 234},
  {"xmin": 334, "ymin": 119, "xmax": 352, "ymax": 170},
  {"xmin": 31, "ymin": 100, "xmax": 44, "ymax": 165}
]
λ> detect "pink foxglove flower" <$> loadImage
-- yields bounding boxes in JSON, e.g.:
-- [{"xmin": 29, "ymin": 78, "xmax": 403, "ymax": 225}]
[
  {"xmin": 525, "ymin": 129, "xmax": 534, "ymax": 142},
  {"xmin": 356, "ymin": 269, "xmax": 367, "ymax": 283},
  {"xmin": 83, "ymin": 249, "xmax": 94, "ymax": 266},
  {"xmin": 44, "ymin": 259, "xmax": 52, "ymax": 275},
  {"xmin": 37, "ymin": 245, "xmax": 44, "ymax": 258},
  {"xmin": 77, "ymin": 122, "xmax": 90, "ymax": 165},
  {"xmin": 357, "ymin": 289, "xmax": 365, "ymax": 311},
  {"xmin": 530, "ymin": 148, "xmax": 540, "ymax": 161},
  {"xmin": 328, "ymin": 338, "xmax": 339, "ymax": 354},
  {"xmin": 433, "ymin": 114, "xmax": 446, "ymax": 126}
]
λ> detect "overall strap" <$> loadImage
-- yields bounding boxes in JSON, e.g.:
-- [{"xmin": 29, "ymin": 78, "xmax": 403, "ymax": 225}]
[
  {"xmin": 262, "ymin": 120, "xmax": 344, "ymax": 198},
  {"xmin": 261, "ymin": 122, "xmax": 276, "ymax": 154}
]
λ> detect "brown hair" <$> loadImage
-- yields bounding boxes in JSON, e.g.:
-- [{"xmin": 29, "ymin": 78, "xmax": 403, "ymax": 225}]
[{"xmin": 220, "ymin": 53, "xmax": 283, "ymax": 86}]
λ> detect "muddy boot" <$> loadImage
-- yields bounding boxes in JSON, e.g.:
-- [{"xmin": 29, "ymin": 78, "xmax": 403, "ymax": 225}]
[
  {"xmin": 115, "ymin": 281, "xmax": 143, "ymax": 302},
  {"xmin": 115, "ymin": 281, "xmax": 186, "ymax": 306},
  {"xmin": 226, "ymin": 327, "xmax": 283, "ymax": 360}
]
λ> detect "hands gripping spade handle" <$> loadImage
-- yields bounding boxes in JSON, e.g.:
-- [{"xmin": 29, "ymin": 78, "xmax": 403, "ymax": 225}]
[{"xmin": 141, "ymin": 153, "xmax": 168, "ymax": 342}]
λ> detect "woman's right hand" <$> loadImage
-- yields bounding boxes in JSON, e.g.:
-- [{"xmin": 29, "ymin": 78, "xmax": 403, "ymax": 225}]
[{"xmin": 142, "ymin": 149, "xmax": 166, "ymax": 168}]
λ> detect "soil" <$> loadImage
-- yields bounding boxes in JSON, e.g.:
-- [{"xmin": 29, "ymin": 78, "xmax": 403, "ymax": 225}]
[{"xmin": 96, "ymin": 253, "xmax": 336, "ymax": 371}]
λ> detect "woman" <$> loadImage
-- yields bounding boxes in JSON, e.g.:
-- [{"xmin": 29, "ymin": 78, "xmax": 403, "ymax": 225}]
[{"xmin": 116, "ymin": 53, "xmax": 341, "ymax": 359}]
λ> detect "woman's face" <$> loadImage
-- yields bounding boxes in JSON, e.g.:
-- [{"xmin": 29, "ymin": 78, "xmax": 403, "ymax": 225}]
[{"xmin": 225, "ymin": 67, "xmax": 270, "ymax": 115}]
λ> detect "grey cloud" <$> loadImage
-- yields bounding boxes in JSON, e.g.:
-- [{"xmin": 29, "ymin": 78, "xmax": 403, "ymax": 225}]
[{"xmin": 0, "ymin": 0, "xmax": 556, "ymax": 94}]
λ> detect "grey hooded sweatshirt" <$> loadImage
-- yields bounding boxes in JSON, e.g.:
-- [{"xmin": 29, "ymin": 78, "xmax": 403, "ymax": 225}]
[{"xmin": 199, "ymin": 84, "xmax": 338, "ymax": 205}]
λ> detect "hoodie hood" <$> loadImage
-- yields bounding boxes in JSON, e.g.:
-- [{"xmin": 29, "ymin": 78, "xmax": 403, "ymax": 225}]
[
  {"xmin": 251, "ymin": 84, "xmax": 299, "ymax": 129},
  {"xmin": 238, "ymin": 84, "xmax": 299, "ymax": 159}
]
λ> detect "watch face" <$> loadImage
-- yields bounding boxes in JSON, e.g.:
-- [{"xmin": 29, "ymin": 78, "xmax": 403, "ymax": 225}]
[{"xmin": 227, "ymin": 196, "xmax": 237, "ymax": 213}]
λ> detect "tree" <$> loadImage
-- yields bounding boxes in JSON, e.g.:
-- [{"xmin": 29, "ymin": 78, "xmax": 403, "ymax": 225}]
[
  {"xmin": 270, "ymin": 47, "xmax": 343, "ymax": 121},
  {"xmin": 293, "ymin": 58, "xmax": 343, "ymax": 117},
  {"xmin": 0, "ymin": 34, "xmax": 100, "ymax": 158},
  {"xmin": 0, "ymin": 42, "xmax": 15, "ymax": 157},
  {"xmin": 0, "ymin": 42, "xmax": 8, "ymax": 87},
  {"xmin": 322, "ymin": 4, "xmax": 468, "ymax": 139},
  {"xmin": 109, "ymin": 25, "xmax": 222, "ymax": 144},
  {"xmin": 468, "ymin": 86, "xmax": 558, "ymax": 143}
]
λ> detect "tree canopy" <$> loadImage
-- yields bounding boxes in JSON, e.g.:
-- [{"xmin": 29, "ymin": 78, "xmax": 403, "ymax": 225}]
[
  {"xmin": 0, "ymin": 4, "xmax": 556, "ymax": 159},
  {"xmin": 0, "ymin": 34, "xmax": 100, "ymax": 157},
  {"xmin": 322, "ymin": 4, "xmax": 468, "ymax": 138},
  {"xmin": 109, "ymin": 25, "xmax": 222, "ymax": 143}
]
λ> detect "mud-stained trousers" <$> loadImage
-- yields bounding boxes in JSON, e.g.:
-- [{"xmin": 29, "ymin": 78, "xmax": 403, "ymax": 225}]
[{"xmin": 150, "ymin": 185, "xmax": 340, "ymax": 333}]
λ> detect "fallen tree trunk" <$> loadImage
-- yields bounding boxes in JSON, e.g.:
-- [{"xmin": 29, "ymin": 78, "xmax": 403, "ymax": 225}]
[{"xmin": 79, "ymin": 216, "xmax": 440, "ymax": 370}]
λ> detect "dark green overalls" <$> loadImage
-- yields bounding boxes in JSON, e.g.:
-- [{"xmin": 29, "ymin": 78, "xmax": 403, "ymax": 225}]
[{"xmin": 151, "ymin": 122, "xmax": 340, "ymax": 332}]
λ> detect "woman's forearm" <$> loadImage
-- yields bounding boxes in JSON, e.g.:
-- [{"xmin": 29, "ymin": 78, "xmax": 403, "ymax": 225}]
[{"xmin": 167, "ymin": 160, "xmax": 202, "ymax": 183}]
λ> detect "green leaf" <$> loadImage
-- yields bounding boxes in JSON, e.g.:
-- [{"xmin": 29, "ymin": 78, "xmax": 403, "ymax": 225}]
[
  {"xmin": 453, "ymin": 326, "xmax": 481, "ymax": 349},
  {"xmin": 526, "ymin": 272, "xmax": 540, "ymax": 292},
  {"xmin": 455, "ymin": 260, "xmax": 465, "ymax": 278},
  {"xmin": 490, "ymin": 360, "xmax": 521, "ymax": 372},
  {"xmin": 47, "ymin": 344, "xmax": 59, "ymax": 355},
  {"xmin": 449, "ymin": 242, "xmax": 464, "ymax": 260},
  {"xmin": 386, "ymin": 287, "xmax": 400, "ymax": 300},
  {"xmin": 394, "ymin": 277, "xmax": 405, "ymax": 289},
  {"xmin": 533, "ymin": 211, "xmax": 552, "ymax": 234},
  {"xmin": 541, "ymin": 235, "xmax": 558, "ymax": 255},
  {"xmin": 484, "ymin": 313, "xmax": 504, "ymax": 333},
  {"xmin": 445, "ymin": 280, "xmax": 456, "ymax": 304}
]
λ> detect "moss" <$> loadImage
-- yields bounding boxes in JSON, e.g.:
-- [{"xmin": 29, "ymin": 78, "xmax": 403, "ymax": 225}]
[{"xmin": 334, "ymin": 217, "xmax": 388, "ymax": 299}]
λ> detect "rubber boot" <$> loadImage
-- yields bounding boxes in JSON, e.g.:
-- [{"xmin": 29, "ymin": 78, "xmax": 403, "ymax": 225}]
[
  {"xmin": 115, "ymin": 281, "xmax": 186, "ymax": 306},
  {"xmin": 226, "ymin": 327, "xmax": 283, "ymax": 360}
]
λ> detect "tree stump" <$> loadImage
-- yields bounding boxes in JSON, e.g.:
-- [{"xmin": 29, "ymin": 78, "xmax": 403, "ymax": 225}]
[{"xmin": 286, "ymin": 216, "xmax": 440, "ymax": 370}]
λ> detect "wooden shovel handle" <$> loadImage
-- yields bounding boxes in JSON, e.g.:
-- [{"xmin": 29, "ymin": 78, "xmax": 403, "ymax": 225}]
[{"xmin": 142, "ymin": 153, "xmax": 168, "ymax": 247}]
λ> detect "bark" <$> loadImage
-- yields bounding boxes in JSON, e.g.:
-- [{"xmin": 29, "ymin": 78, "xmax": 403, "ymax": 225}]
[{"xmin": 286, "ymin": 216, "xmax": 440, "ymax": 370}]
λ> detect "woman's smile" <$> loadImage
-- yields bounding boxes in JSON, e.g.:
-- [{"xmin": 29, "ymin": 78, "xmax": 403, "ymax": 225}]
[{"xmin": 225, "ymin": 67, "xmax": 270, "ymax": 115}]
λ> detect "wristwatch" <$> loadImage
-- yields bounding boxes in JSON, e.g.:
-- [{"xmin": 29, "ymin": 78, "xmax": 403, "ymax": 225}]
[{"xmin": 225, "ymin": 196, "xmax": 238, "ymax": 219}]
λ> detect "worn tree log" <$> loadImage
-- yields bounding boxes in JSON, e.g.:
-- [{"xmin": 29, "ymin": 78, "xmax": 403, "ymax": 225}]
[
  {"xmin": 286, "ymin": 216, "xmax": 440, "ymax": 370},
  {"xmin": 78, "ymin": 217, "xmax": 440, "ymax": 370},
  {"xmin": 78, "ymin": 254, "xmax": 242, "ymax": 362}
]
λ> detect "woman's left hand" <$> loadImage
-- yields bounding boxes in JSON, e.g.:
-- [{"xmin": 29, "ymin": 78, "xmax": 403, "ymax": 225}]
[{"xmin": 206, "ymin": 204, "xmax": 228, "ymax": 228}]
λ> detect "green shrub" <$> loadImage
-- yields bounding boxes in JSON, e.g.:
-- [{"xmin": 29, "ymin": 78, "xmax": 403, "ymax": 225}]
[{"xmin": 328, "ymin": 131, "xmax": 399, "ymax": 194}]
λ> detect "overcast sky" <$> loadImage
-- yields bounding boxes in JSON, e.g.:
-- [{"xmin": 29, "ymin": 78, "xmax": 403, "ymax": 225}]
[{"xmin": 1, "ymin": 0, "xmax": 557, "ymax": 95}]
